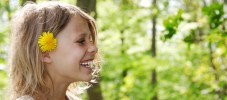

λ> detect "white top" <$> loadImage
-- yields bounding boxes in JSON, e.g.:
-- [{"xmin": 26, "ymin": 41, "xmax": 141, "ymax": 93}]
[
  {"xmin": 16, "ymin": 95, "xmax": 34, "ymax": 100},
  {"xmin": 16, "ymin": 92, "xmax": 81, "ymax": 100}
]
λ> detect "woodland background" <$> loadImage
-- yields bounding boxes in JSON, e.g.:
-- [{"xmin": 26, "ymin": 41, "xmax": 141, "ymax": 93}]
[{"xmin": 0, "ymin": 0, "xmax": 227, "ymax": 100}]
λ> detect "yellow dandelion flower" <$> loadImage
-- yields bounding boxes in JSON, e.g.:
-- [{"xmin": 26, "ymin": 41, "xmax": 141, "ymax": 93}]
[{"xmin": 38, "ymin": 31, "xmax": 57, "ymax": 52}]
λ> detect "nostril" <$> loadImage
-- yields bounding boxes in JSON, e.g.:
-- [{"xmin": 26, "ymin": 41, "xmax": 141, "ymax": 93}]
[{"xmin": 88, "ymin": 45, "xmax": 98, "ymax": 54}]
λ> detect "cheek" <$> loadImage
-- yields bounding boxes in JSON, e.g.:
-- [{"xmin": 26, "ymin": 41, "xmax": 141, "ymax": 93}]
[
  {"xmin": 70, "ymin": 48, "xmax": 86, "ymax": 62},
  {"xmin": 50, "ymin": 43, "xmax": 87, "ymax": 68},
  {"xmin": 57, "ymin": 47, "xmax": 86, "ymax": 66}
]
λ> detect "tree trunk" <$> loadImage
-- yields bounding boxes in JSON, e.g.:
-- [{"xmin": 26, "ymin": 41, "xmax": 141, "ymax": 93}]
[
  {"xmin": 151, "ymin": 0, "xmax": 158, "ymax": 100},
  {"xmin": 21, "ymin": 0, "xmax": 36, "ymax": 6},
  {"xmin": 76, "ymin": 0, "xmax": 103, "ymax": 100},
  {"xmin": 208, "ymin": 42, "xmax": 219, "ymax": 81},
  {"xmin": 5, "ymin": 0, "xmax": 11, "ymax": 20},
  {"xmin": 76, "ymin": 0, "xmax": 97, "ymax": 19},
  {"xmin": 87, "ymin": 81, "xmax": 103, "ymax": 100},
  {"xmin": 151, "ymin": 11, "xmax": 156, "ymax": 57},
  {"xmin": 120, "ymin": 30, "xmax": 125, "ymax": 54}
]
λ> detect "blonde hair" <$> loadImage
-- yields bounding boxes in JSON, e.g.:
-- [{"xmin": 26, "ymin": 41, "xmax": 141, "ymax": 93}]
[{"xmin": 9, "ymin": 1, "xmax": 101, "ymax": 99}]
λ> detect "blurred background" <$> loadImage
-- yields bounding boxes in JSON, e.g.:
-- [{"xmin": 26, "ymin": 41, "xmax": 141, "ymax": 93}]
[{"xmin": 0, "ymin": 0, "xmax": 227, "ymax": 100}]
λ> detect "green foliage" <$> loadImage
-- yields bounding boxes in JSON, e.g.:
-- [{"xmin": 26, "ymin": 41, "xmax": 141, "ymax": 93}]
[
  {"xmin": 0, "ymin": 0, "xmax": 227, "ymax": 100},
  {"xmin": 162, "ymin": 9, "xmax": 183, "ymax": 41},
  {"xmin": 202, "ymin": 2, "xmax": 224, "ymax": 29},
  {"xmin": 0, "ymin": 70, "xmax": 7, "ymax": 88},
  {"xmin": 161, "ymin": 1, "xmax": 227, "ymax": 99},
  {"xmin": 183, "ymin": 30, "xmax": 196, "ymax": 44},
  {"xmin": 0, "ymin": 70, "xmax": 7, "ymax": 99},
  {"xmin": 0, "ymin": 0, "xmax": 11, "ymax": 99}
]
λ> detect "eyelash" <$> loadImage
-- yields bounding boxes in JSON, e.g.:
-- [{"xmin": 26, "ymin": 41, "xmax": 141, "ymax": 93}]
[
  {"xmin": 77, "ymin": 37, "xmax": 94, "ymax": 45},
  {"xmin": 77, "ymin": 39, "xmax": 86, "ymax": 45}
]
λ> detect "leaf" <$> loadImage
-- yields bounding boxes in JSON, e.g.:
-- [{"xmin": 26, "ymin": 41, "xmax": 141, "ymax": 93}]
[{"xmin": 162, "ymin": 9, "xmax": 184, "ymax": 41}]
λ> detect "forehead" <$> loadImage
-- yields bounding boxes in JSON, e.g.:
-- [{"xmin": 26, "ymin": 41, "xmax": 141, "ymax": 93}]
[
  {"xmin": 56, "ymin": 14, "xmax": 91, "ymax": 40},
  {"xmin": 68, "ymin": 14, "xmax": 89, "ymax": 30},
  {"xmin": 62, "ymin": 14, "xmax": 91, "ymax": 36}
]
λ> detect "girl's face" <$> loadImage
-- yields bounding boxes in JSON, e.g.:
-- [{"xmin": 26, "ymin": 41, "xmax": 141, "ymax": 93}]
[{"xmin": 46, "ymin": 15, "xmax": 98, "ymax": 82}]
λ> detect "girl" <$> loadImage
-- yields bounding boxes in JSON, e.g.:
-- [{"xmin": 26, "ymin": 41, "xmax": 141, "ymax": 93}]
[{"xmin": 9, "ymin": 1, "xmax": 101, "ymax": 100}]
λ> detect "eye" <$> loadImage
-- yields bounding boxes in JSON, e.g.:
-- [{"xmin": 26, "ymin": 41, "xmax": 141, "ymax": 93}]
[{"xmin": 77, "ymin": 39, "xmax": 86, "ymax": 44}]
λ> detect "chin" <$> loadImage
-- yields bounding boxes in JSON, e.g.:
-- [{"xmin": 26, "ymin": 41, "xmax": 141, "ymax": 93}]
[
  {"xmin": 76, "ymin": 74, "xmax": 92, "ymax": 82},
  {"xmin": 83, "ymin": 76, "xmax": 93, "ymax": 82}
]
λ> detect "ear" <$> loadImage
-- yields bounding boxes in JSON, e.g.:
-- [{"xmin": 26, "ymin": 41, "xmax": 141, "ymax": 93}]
[{"xmin": 41, "ymin": 52, "xmax": 52, "ymax": 63}]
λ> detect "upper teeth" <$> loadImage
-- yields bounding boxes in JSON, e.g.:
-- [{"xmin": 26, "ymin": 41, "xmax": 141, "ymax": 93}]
[{"xmin": 80, "ymin": 61, "xmax": 94, "ymax": 66}]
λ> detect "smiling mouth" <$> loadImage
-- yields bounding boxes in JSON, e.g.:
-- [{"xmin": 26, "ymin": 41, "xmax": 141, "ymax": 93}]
[{"xmin": 80, "ymin": 60, "xmax": 95, "ymax": 70}]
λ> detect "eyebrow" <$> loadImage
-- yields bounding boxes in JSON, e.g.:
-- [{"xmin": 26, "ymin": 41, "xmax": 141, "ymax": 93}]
[{"xmin": 78, "ymin": 33, "xmax": 88, "ymax": 37}]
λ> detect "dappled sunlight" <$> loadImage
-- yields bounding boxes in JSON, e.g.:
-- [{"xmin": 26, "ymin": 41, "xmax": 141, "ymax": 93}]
[{"xmin": 0, "ymin": 0, "xmax": 227, "ymax": 100}]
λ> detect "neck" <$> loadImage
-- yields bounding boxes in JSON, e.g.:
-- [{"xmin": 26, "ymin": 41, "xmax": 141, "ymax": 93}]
[{"xmin": 44, "ymin": 74, "xmax": 70, "ymax": 100}]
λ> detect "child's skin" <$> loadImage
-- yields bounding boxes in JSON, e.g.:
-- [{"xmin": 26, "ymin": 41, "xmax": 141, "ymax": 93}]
[
  {"xmin": 42, "ymin": 14, "xmax": 98, "ymax": 100},
  {"xmin": 10, "ymin": 2, "xmax": 100, "ymax": 99}
]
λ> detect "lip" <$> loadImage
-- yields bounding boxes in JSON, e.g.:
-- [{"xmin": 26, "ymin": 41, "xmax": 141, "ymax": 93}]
[{"xmin": 80, "ymin": 59, "xmax": 94, "ymax": 63}]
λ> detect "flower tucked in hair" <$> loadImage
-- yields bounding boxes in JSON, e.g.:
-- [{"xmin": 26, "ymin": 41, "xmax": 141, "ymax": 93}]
[{"xmin": 38, "ymin": 31, "xmax": 57, "ymax": 52}]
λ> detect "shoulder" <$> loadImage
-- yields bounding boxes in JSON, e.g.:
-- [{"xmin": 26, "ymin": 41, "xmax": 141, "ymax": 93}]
[
  {"xmin": 16, "ymin": 95, "xmax": 34, "ymax": 100},
  {"xmin": 15, "ymin": 93, "xmax": 80, "ymax": 100}
]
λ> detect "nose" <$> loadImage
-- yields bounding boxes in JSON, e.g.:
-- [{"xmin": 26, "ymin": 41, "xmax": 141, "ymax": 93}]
[{"xmin": 88, "ymin": 43, "xmax": 98, "ymax": 55}]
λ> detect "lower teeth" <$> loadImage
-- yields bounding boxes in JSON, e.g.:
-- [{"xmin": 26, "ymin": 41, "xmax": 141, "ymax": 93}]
[
  {"xmin": 81, "ymin": 63, "xmax": 95, "ymax": 70},
  {"xmin": 82, "ymin": 65, "xmax": 90, "ymax": 68}
]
